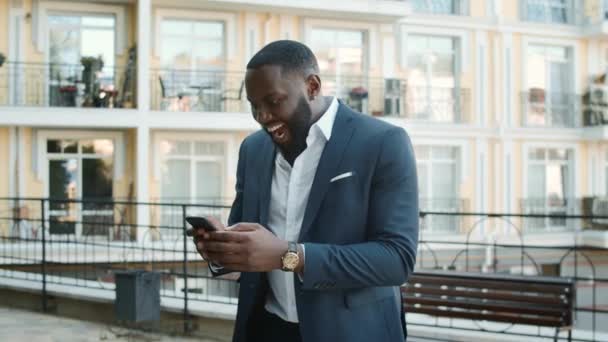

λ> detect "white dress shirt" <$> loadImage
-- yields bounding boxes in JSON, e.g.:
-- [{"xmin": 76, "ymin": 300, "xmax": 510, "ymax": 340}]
[{"xmin": 264, "ymin": 97, "xmax": 339, "ymax": 323}]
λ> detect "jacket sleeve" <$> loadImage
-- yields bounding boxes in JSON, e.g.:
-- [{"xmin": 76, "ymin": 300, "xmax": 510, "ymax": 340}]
[
  {"xmin": 209, "ymin": 138, "xmax": 247, "ymax": 276},
  {"xmin": 302, "ymin": 127, "xmax": 419, "ymax": 290}
]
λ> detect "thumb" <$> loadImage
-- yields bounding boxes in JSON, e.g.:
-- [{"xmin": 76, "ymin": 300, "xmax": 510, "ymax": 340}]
[
  {"xmin": 204, "ymin": 216, "xmax": 225, "ymax": 231},
  {"xmin": 227, "ymin": 223, "xmax": 258, "ymax": 232}
]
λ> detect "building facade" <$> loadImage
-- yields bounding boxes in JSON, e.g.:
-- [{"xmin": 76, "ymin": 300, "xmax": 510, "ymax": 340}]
[{"xmin": 0, "ymin": 0, "xmax": 607, "ymax": 245}]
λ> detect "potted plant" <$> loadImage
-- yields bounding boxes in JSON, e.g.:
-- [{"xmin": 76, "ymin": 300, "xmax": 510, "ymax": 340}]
[
  {"xmin": 80, "ymin": 55, "xmax": 104, "ymax": 106},
  {"xmin": 0, "ymin": 53, "xmax": 5, "ymax": 67}
]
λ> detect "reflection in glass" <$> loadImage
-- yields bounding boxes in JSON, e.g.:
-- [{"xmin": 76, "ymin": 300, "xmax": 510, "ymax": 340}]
[
  {"xmin": 82, "ymin": 158, "xmax": 114, "ymax": 235},
  {"xmin": 49, "ymin": 159, "xmax": 78, "ymax": 234}
]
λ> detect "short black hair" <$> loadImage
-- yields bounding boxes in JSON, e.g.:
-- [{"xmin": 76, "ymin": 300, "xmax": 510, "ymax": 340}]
[{"xmin": 246, "ymin": 40, "xmax": 319, "ymax": 76}]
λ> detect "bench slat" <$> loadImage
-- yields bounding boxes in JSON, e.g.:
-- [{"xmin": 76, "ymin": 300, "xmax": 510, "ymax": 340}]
[
  {"xmin": 402, "ymin": 286, "xmax": 570, "ymax": 308},
  {"xmin": 404, "ymin": 305, "xmax": 566, "ymax": 327},
  {"xmin": 405, "ymin": 297, "xmax": 566, "ymax": 318},
  {"xmin": 408, "ymin": 275, "xmax": 571, "ymax": 295}
]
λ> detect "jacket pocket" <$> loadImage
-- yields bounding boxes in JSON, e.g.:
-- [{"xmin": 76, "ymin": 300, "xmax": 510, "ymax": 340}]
[{"xmin": 344, "ymin": 286, "xmax": 394, "ymax": 309}]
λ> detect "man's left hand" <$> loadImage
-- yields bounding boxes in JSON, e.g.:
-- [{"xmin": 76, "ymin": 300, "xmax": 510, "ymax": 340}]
[{"xmin": 202, "ymin": 223, "xmax": 288, "ymax": 272}]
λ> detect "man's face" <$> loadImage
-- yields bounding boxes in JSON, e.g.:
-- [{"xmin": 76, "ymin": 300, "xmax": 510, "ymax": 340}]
[{"xmin": 245, "ymin": 65, "xmax": 312, "ymax": 155}]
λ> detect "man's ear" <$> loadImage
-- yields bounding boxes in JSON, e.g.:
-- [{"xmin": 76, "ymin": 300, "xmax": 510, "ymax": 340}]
[{"xmin": 306, "ymin": 74, "xmax": 321, "ymax": 100}]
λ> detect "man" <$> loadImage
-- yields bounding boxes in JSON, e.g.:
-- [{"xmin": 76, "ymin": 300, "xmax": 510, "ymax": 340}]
[{"xmin": 190, "ymin": 40, "xmax": 418, "ymax": 342}]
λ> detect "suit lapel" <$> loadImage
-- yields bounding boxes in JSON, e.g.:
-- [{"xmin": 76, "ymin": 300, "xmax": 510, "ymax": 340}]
[
  {"xmin": 258, "ymin": 135, "xmax": 276, "ymax": 227},
  {"xmin": 298, "ymin": 104, "xmax": 356, "ymax": 241}
]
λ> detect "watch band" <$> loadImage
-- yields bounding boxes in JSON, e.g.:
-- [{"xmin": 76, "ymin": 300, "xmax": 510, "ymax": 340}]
[{"xmin": 288, "ymin": 241, "xmax": 298, "ymax": 254}]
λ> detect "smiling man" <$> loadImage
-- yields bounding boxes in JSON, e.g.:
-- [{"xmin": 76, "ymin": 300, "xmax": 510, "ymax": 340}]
[{"xmin": 189, "ymin": 40, "xmax": 419, "ymax": 342}]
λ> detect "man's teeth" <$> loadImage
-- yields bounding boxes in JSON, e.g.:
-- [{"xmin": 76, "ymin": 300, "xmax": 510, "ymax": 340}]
[{"xmin": 268, "ymin": 124, "xmax": 283, "ymax": 133}]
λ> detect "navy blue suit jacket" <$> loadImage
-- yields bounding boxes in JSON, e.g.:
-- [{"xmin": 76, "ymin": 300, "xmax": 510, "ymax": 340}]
[{"xmin": 227, "ymin": 103, "xmax": 419, "ymax": 342}]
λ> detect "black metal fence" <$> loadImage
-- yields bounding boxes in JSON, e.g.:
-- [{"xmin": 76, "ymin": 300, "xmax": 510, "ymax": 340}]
[{"xmin": 0, "ymin": 197, "xmax": 607, "ymax": 341}]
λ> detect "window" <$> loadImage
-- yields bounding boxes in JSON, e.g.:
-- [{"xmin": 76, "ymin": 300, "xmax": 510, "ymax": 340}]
[
  {"xmin": 406, "ymin": 34, "xmax": 462, "ymax": 122},
  {"xmin": 411, "ymin": 0, "xmax": 466, "ymax": 15},
  {"xmin": 525, "ymin": 44, "xmax": 574, "ymax": 127},
  {"xmin": 47, "ymin": 14, "xmax": 116, "ymax": 106},
  {"xmin": 160, "ymin": 19, "xmax": 225, "ymax": 70},
  {"xmin": 159, "ymin": 19, "xmax": 225, "ymax": 111},
  {"xmin": 309, "ymin": 28, "xmax": 367, "ymax": 112},
  {"xmin": 159, "ymin": 139, "xmax": 227, "ymax": 236},
  {"xmin": 524, "ymin": 147, "xmax": 574, "ymax": 231},
  {"xmin": 415, "ymin": 146, "xmax": 463, "ymax": 233},
  {"xmin": 523, "ymin": 0, "xmax": 572, "ymax": 24},
  {"xmin": 46, "ymin": 139, "xmax": 114, "ymax": 237}
]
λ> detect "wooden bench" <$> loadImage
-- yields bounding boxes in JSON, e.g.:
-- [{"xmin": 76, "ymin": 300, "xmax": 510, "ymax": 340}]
[{"xmin": 402, "ymin": 270, "xmax": 575, "ymax": 341}]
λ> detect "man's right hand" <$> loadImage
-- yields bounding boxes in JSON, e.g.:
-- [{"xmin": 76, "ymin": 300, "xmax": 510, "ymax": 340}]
[{"xmin": 186, "ymin": 216, "xmax": 225, "ymax": 261}]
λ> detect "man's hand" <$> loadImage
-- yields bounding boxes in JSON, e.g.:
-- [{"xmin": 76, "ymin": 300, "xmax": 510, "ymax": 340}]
[
  {"xmin": 186, "ymin": 216, "xmax": 225, "ymax": 261},
  {"xmin": 202, "ymin": 223, "xmax": 288, "ymax": 272}
]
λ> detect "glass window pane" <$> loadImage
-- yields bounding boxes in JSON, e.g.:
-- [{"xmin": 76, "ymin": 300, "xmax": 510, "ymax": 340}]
[
  {"xmin": 160, "ymin": 140, "xmax": 190, "ymax": 156},
  {"xmin": 417, "ymin": 164, "xmax": 428, "ymax": 198},
  {"xmin": 546, "ymin": 164, "xmax": 565, "ymax": 199},
  {"xmin": 47, "ymin": 140, "xmax": 62, "ymax": 153},
  {"xmin": 49, "ymin": 26, "xmax": 81, "ymax": 66},
  {"xmin": 194, "ymin": 22, "xmax": 223, "ymax": 37},
  {"xmin": 62, "ymin": 140, "xmax": 78, "ymax": 153},
  {"xmin": 81, "ymin": 139, "xmax": 114, "ymax": 155},
  {"xmin": 161, "ymin": 20, "xmax": 193, "ymax": 35},
  {"xmin": 529, "ymin": 148, "xmax": 546, "ymax": 160},
  {"xmin": 432, "ymin": 146, "xmax": 455, "ymax": 160},
  {"xmin": 432, "ymin": 162, "xmax": 456, "ymax": 198},
  {"xmin": 414, "ymin": 146, "xmax": 429, "ymax": 159},
  {"xmin": 528, "ymin": 164, "xmax": 546, "ymax": 197},
  {"xmin": 48, "ymin": 159, "xmax": 78, "ymax": 234},
  {"xmin": 81, "ymin": 28, "xmax": 115, "ymax": 68},
  {"xmin": 548, "ymin": 148, "xmax": 567, "ymax": 161},
  {"xmin": 161, "ymin": 160, "xmax": 191, "ymax": 199},
  {"xmin": 194, "ymin": 142, "xmax": 225, "ymax": 156},
  {"xmin": 82, "ymin": 16, "xmax": 115, "ymax": 28},
  {"xmin": 195, "ymin": 161, "xmax": 222, "ymax": 200},
  {"xmin": 161, "ymin": 37, "xmax": 194, "ymax": 69},
  {"xmin": 82, "ymin": 158, "xmax": 113, "ymax": 199},
  {"xmin": 49, "ymin": 15, "xmax": 80, "ymax": 26}
]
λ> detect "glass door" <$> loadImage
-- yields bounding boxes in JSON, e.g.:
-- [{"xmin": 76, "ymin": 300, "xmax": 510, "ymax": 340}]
[{"xmin": 46, "ymin": 139, "xmax": 114, "ymax": 238}]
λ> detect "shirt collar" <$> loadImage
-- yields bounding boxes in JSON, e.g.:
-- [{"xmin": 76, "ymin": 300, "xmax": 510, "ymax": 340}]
[{"xmin": 310, "ymin": 96, "xmax": 339, "ymax": 142}]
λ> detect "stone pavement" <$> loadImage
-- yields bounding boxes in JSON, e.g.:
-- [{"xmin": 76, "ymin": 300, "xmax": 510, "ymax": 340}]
[{"xmin": 0, "ymin": 306, "xmax": 219, "ymax": 342}]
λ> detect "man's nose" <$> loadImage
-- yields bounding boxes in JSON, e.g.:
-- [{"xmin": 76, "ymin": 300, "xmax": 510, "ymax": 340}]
[{"xmin": 256, "ymin": 109, "xmax": 273, "ymax": 124}]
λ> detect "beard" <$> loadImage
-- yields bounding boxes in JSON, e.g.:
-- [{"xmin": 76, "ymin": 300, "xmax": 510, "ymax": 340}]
[{"xmin": 278, "ymin": 95, "xmax": 312, "ymax": 162}]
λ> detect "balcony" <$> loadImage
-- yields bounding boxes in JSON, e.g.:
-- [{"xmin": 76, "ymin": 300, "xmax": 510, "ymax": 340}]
[
  {"xmin": 520, "ymin": 90, "xmax": 580, "ymax": 128},
  {"xmin": 150, "ymin": 70, "xmax": 472, "ymax": 124},
  {"xmin": 160, "ymin": 0, "xmax": 410, "ymax": 20},
  {"xmin": 0, "ymin": 62, "xmax": 134, "ymax": 109},
  {"xmin": 411, "ymin": 0, "xmax": 468, "ymax": 15}
]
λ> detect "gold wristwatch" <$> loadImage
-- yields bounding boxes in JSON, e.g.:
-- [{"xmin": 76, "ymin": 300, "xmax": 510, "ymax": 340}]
[{"xmin": 281, "ymin": 241, "xmax": 299, "ymax": 272}]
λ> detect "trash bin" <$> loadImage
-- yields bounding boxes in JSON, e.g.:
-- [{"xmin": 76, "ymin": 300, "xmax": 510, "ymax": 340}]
[{"xmin": 114, "ymin": 270, "xmax": 160, "ymax": 322}]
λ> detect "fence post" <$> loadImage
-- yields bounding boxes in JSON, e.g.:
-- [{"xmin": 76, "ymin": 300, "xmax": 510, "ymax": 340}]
[
  {"xmin": 40, "ymin": 199, "xmax": 48, "ymax": 312},
  {"xmin": 182, "ymin": 204, "xmax": 190, "ymax": 333}
]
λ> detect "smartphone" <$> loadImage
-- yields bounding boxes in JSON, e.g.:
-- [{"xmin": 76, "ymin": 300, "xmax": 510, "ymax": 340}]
[{"xmin": 185, "ymin": 216, "xmax": 218, "ymax": 232}]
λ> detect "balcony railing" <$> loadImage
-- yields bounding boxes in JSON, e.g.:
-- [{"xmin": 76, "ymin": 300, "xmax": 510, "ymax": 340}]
[
  {"xmin": 411, "ymin": 0, "xmax": 468, "ymax": 15},
  {"xmin": 521, "ymin": 0, "xmax": 578, "ymax": 25},
  {"xmin": 150, "ymin": 69, "xmax": 247, "ymax": 113},
  {"xmin": 0, "ymin": 62, "xmax": 134, "ymax": 108},
  {"xmin": 149, "ymin": 69, "xmax": 472, "ymax": 123},
  {"xmin": 520, "ymin": 197, "xmax": 580, "ymax": 232},
  {"xmin": 521, "ymin": 90, "xmax": 580, "ymax": 128},
  {"xmin": 419, "ymin": 198, "xmax": 468, "ymax": 233}
]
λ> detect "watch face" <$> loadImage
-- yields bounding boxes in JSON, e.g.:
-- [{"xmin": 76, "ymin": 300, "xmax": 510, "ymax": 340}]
[{"xmin": 282, "ymin": 252, "xmax": 299, "ymax": 270}]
